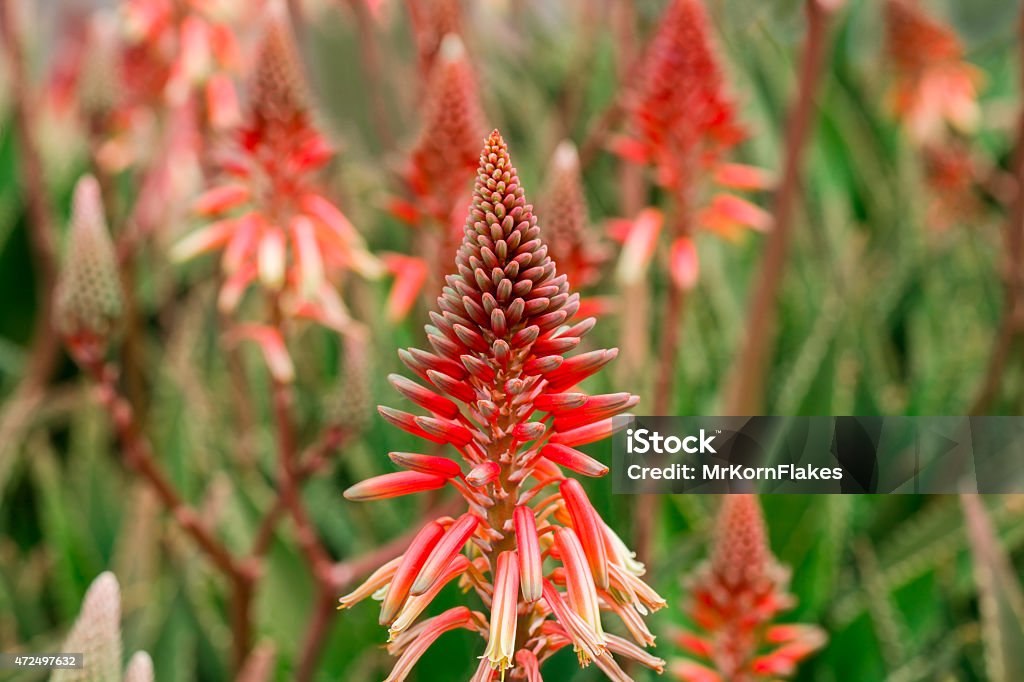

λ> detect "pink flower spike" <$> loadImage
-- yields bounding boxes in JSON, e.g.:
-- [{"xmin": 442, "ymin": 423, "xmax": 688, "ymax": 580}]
[
  {"xmin": 669, "ymin": 237, "xmax": 699, "ymax": 291},
  {"xmin": 384, "ymin": 607, "xmax": 474, "ymax": 682},
  {"xmin": 389, "ymin": 452, "xmax": 462, "ymax": 478},
  {"xmin": 411, "ymin": 513, "xmax": 479, "ymax": 595},
  {"xmin": 343, "ymin": 472, "xmax": 448, "ymax": 504},
  {"xmin": 482, "ymin": 551, "xmax": 519, "ymax": 674},
  {"xmin": 466, "ymin": 461, "xmax": 500, "ymax": 487},
  {"xmin": 540, "ymin": 443, "xmax": 609, "ymax": 478},
  {"xmin": 232, "ymin": 324, "xmax": 294, "ymax": 384},
  {"xmin": 559, "ymin": 480, "xmax": 609, "ymax": 590},
  {"xmin": 514, "ymin": 505, "xmax": 543, "ymax": 602},
  {"xmin": 377, "ymin": 520, "xmax": 447, "ymax": 625},
  {"xmin": 193, "ymin": 184, "xmax": 250, "ymax": 216},
  {"xmin": 615, "ymin": 208, "xmax": 663, "ymax": 285}
]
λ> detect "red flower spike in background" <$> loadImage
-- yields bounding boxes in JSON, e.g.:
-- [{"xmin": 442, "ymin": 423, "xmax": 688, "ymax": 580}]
[
  {"xmin": 613, "ymin": 0, "xmax": 770, "ymax": 290},
  {"xmin": 341, "ymin": 130, "xmax": 665, "ymax": 680},
  {"xmin": 407, "ymin": 0, "xmax": 464, "ymax": 80},
  {"xmin": 671, "ymin": 495, "xmax": 825, "ymax": 682},
  {"xmin": 386, "ymin": 32, "xmax": 486, "ymax": 320},
  {"xmin": 621, "ymin": 0, "xmax": 744, "ymax": 192},
  {"xmin": 885, "ymin": 0, "xmax": 982, "ymax": 145},
  {"xmin": 405, "ymin": 33, "xmax": 485, "ymax": 226},
  {"xmin": 172, "ymin": 9, "xmax": 379, "ymax": 328},
  {"xmin": 538, "ymin": 140, "xmax": 607, "ymax": 292}
]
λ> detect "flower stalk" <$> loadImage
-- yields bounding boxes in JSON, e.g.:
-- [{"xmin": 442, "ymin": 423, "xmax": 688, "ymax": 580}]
[{"xmin": 722, "ymin": 0, "xmax": 838, "ymax": 416}]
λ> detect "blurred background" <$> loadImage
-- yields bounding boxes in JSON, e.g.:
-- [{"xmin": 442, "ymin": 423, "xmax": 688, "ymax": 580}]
[{"xmin": 1, "ymin": 0, "xmax": 1024, "ymax": 680}]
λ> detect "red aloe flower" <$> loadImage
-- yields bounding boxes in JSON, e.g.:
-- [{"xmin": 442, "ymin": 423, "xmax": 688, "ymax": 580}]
[
  {"xmin": 884, "ymin": 0, "xmax": 982, "ymax": 144},
  {"xmin": 621, "ymin": 0, "xmax": 744, "ymax": 192},
  {"xmin": 341, "ymin": 131, "xmax": 665, "ymax": 679},
  {"xmin": 173, "ymin": 12, "xmax": 378, "ymax": 328},
  {"xmin": 538, "ymin": 141, "xmax": 607, "ymax": 291},
  {"xmin": 388, "ymin": 32, "xmax": 486, "ymax": 319},
  {"xmin": 671, "ymin": 495, "xmax": 825, "ymax": 682},
  {"xmin": 613, "ymin": 0, "xmax": 770, "ymax": 289},
  {"xmin": 405, "ymin": 33, "xmax": 485, "ymax": 225}
]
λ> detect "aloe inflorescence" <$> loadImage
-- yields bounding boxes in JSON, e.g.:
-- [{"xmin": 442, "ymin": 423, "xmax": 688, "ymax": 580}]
[{"xmin": 341, "ymin": 130, "xmax": 665, "ymax": 681}]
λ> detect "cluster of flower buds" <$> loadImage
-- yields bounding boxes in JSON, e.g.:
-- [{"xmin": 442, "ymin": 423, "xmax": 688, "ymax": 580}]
[
  {"xmin": 538, "ymin": 141, "xmax": 607, "ymax": 294},
  {"xmin": 341, "ymin": 131, "xmax": 666, "ymax": 680},
  {"xmin": 172, "ymin": 12, "xmax": 379, "ymax": 331},
  {"xmin": 54, "ymin": 175, "xmax": 124, "ymax": 363},
  {"xmin": 884, "ymin": 0, "xmax": 981, "ymax": 145},
  {"xmin": 613, "ymin": 0, "xmax": 772, "ymax": 290},
  {"xmin": 387, "ymin": 32, "xmax": 486, "ymax": 320},
  {"xmin": 671, "ymin": 495, "xmax": 825, "ymax": 682},
  {"xmin": 54, "ymin": 572, "xmax": 154, "ymax": 682}
]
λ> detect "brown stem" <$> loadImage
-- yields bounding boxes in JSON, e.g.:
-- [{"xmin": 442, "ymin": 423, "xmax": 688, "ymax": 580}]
[
  {"xmin": 251, "ymin": 427, "xmax": 346, "ymax": 558},
  {"xmin": 722, "ymin": 0, "xmax": 835, "ymax": 416},
  {"xmin": 77, "ymin": 353, "xmax": 256, "ymax": 669},
  {"xmin": 270, "ymin": 376, "xmax": 335, "ymax": 584},
  {"xmin": 971, "ymin": 10, "xmax": 1024, "ymax": 415},
  {"xmin": 344, "ymin": 0, "xmax": 396, "ymax": 150},
  {"xmin": 0, "ymin": 2, "xmax": 61, "ymax": 425}
]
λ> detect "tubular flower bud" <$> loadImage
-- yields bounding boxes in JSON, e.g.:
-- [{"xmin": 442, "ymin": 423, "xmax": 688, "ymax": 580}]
[
  {"xmin": 514, "ymin": 506, "xmax": 544, "ymax": 602},
  {"xmin": 55, "ymin": 175, "xmax": 124, "ymax": 357},
  {"xmin": 672, "ymin": 495, "xmax": 825, "ymax": 680},
  {"xmin": 378, "ymin": 521, "xmax": 447, "ymax": 626},
  {"xmin": 389, "ymin": 555, "xmax": 471, "ymax": 638},
  {"xmin": 538, "ymin": 140, "xmax": 606, "ymax": 289},
  {"xmin": 541, "ymin": 443, "xmax": 609, "ymax": 477},
  {"xmin": 412, "ymin": 513, "xmax": 480, "ymax": 595},
  {"xmin": 389, "ymin": 452, "xmax": 463, "ymax": 478},
  {"xmin": 343, "ymin": 131, "xmax": 658, "ymax": 679},
  {"xmin": 343, "ymin": 472, "xmax": 448, "ymax": 502},
  {"xmin": 338, "ymin": 556, "xmax": 403, "ymax": 609},
  {"xmin": 384, "ymin": 607, "xmax": 475, "ymax": 682},
  {"xmin": 173, "ymin": 13, "xmax": 378, "ymax": 326}
]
